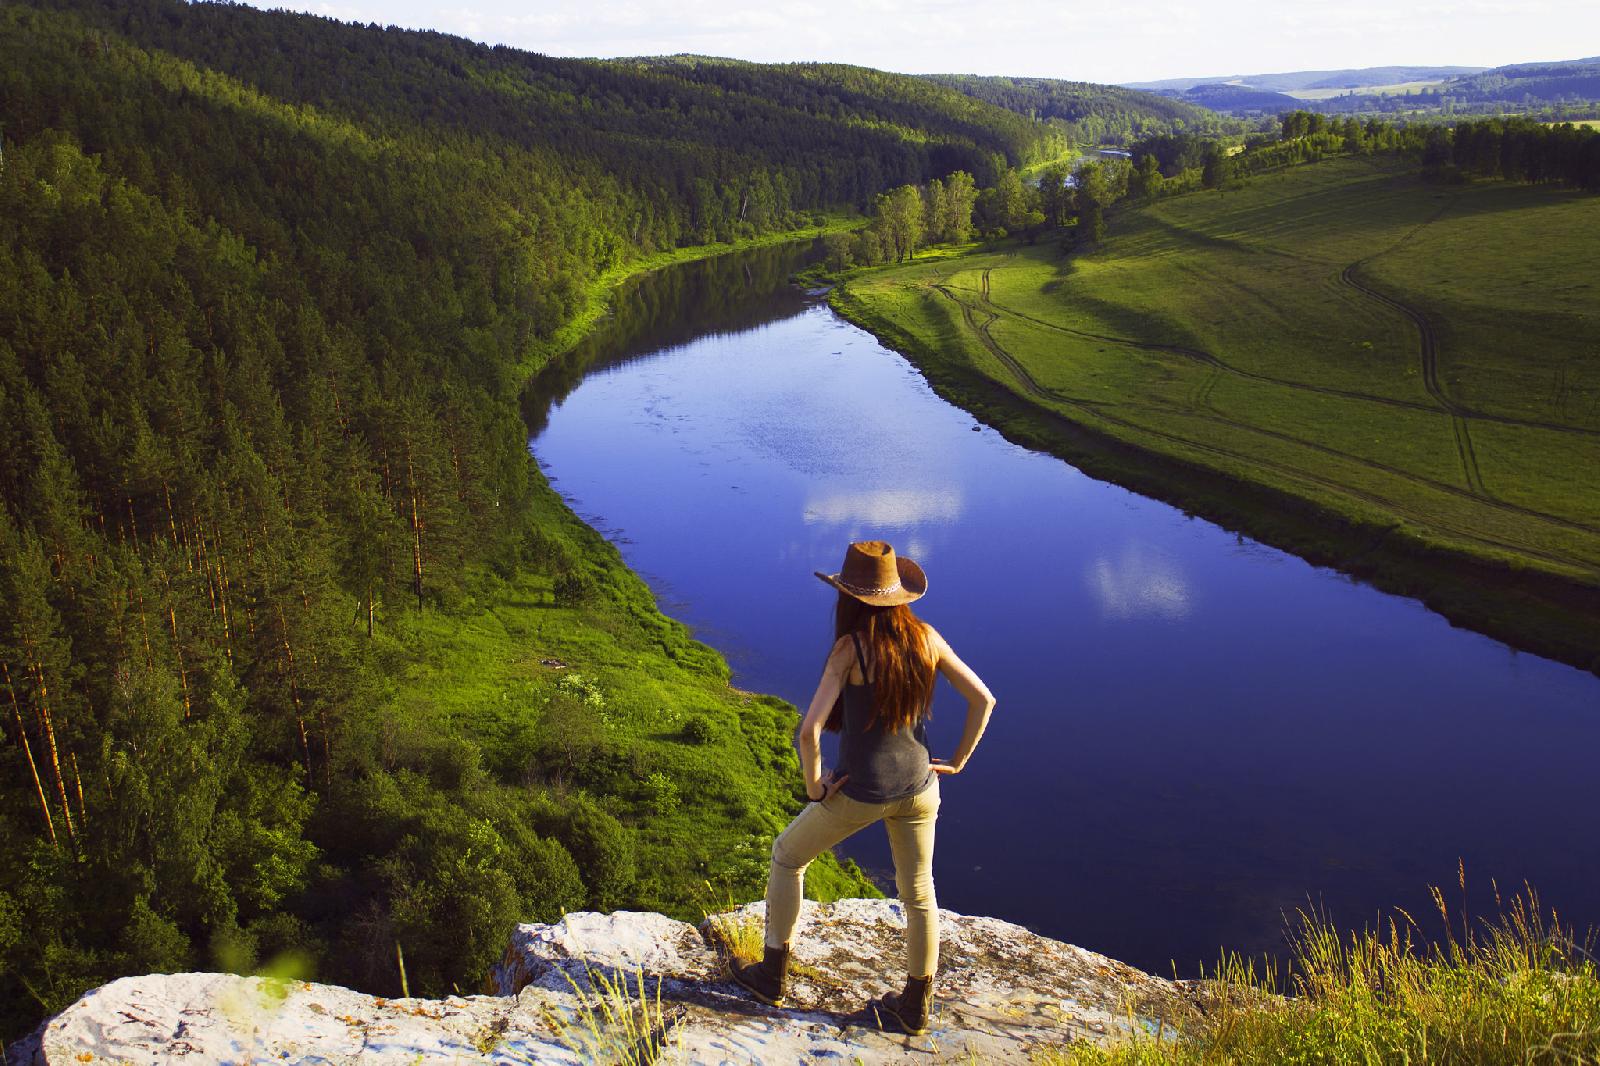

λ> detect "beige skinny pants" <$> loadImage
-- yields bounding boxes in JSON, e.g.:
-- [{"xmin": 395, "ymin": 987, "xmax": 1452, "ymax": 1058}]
[{"xmin": 763, "ymin": 775, "xmax": 941, "ymax": 977}]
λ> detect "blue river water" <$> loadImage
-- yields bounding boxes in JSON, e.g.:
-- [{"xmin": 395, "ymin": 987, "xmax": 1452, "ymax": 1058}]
[{"xmin": 526, "ymin": 242, "xmax": 1600, "ymax": 976}]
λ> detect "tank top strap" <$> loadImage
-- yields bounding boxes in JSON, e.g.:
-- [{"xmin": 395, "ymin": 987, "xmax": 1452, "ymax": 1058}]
[{"xmin": 848, "ymin": 631, "xmax": 873, "ymax": 684}]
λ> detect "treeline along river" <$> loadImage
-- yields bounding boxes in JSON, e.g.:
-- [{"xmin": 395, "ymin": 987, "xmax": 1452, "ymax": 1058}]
[{"xmin": 523, "ymin": 241, "xmax": 1600, "ymax": 975}]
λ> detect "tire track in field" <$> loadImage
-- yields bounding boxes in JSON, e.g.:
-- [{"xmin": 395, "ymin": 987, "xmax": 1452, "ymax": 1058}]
[
  {"xmin": 967, "ymin": 271, "xmax": 1600, "ymax": 538},
  {"xmin": 981, "ymin": 270, "xmax": 1600, "ymax": 442},
  {"xmin": 1192, "ymin": 365, "xmax": 1223, "ymax": 411},
  {"xmin": 935, "ymin": 281, "xmax": 1051, "ymax": 404},
  {"xmin": 1338, "ymin": 260, "xmax": 1489, "ymax": 497},
  {"xmin": 1170, "ymin": 404, "xmax": 1599, "ymax": 540},
  {"xmin": 982, "ymin": 271, "xmax": 1448, "ymax": 418},
  {"xmin": 929, "ymin": 281, "xmax": 1600, "ymax": 574},
  {"xmin": 1335, "ymin": 198, "xmax": 1486, "ymax": 497}
]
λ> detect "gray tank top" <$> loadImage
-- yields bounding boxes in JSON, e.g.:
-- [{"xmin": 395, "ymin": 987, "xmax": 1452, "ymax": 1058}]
[{"xmin": 837, "ymin": 632, "xmax": 935, "ymax": 803}]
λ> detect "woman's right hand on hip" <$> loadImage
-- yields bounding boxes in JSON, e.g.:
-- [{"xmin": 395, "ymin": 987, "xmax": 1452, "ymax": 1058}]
[{"xmin": 808, "ymin": 772, "xmax": 849, "ymax": 802}]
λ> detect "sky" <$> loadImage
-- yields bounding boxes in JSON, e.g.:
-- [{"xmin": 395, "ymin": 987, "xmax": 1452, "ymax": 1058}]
[{"xmin": 241, "ymin": 0, "xmax": 1598, "ymax": 84}]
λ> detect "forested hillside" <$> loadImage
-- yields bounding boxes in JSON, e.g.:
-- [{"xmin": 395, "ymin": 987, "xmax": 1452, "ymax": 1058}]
[
  {"xmin": 0, "ymin": 0, "xmax": 1065, "ymax": 1039},
  {"xmin": 921, "ymin": 73, "xmax": 1232, "ymax": 143},
  {"xmin": 1271, "ymin": 56, "xmax": 1600, "ymax": 117},
  {"xmin": 1124, "ymin": 66, "xmax": 1486, "ymax": 94},
  {"xmin": 1436, "ymin": 56, "xmax": 1600, "ymax": 107},
  {"xmin": 1169, "ymin": 83, "xmax": 1303, "ymax": 116}
]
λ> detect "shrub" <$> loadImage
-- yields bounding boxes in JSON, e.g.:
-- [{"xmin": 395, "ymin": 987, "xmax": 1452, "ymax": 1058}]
[
  {"xmin": 681, "ymin": 715, "xmax": 716, "ymax": 745},
  {"xmin": 553, "ymin": 570, "xmax": 597, "ymax": 606},
  {"xmin": 557, "ymin": 800, "xmax": 636, "ymax": 911},
  {"xmin": 643, "ymin": 771, "xmax": 679, "ymax": 816}
]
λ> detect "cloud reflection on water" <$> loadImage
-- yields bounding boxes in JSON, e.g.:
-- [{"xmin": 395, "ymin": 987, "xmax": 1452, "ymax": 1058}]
[
  {"xmin": 1085, "ymin": 543, "xmax": 1192, "ymax": 621},
  {"xmin": 802, "ymin": 487, "xmax": 962, "ymax": 528}
]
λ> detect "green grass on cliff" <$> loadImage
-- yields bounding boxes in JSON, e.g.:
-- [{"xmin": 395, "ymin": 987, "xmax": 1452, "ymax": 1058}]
[
  {"xmin": 1052, "ymin": 889, "xmax": 1600, "ymax": 1065},
  {"xmin": 388, "ymin": 468, "xmax": 877, "ymax": 921},
  {"xmin": 831, "ymin": 157, "xmax": 1600, "ymax": 669}
]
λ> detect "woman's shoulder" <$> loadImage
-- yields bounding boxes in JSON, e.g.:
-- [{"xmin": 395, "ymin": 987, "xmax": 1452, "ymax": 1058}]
[
  {"xmin": 919, "ymin": 621, "xmax": 950, "ymax": 657},
  {"xmin": 826, "ymin": 634, "xmax": 856, "ymax": 665}
]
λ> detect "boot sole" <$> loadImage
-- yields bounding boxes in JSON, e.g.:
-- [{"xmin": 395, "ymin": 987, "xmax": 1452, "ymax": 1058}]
[
  {"xmin": 730, "ymin": 969, "xmax": 786, "ymax": 1008},
  {"xmin": 870, "ymin": 999, "xmax": 930, "ymax": 1036}
]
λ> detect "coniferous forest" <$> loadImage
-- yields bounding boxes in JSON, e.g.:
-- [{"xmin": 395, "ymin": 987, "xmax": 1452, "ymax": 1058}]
[{"xmin": 0, "ymin": 0, "xmax": 1131, "ymax": 1036}]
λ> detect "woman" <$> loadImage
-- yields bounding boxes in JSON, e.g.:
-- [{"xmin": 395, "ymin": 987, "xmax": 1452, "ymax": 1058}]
[{"xmin": 732, "ymin": 540, "xmax": 996, "ymax": 1035}]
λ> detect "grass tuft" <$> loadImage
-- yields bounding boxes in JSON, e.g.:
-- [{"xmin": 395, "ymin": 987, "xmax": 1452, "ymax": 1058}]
[
  {"xmin": 699, "ymin": 883, "xmax": 765, "ymax": 972},
  {"xmin": 1050, "ymin": 887, "xmax": 1600, "ymax": 1065},
  {"xmin": 533, "ymin": 964, "xmax": 683, "ymax": 1066}
]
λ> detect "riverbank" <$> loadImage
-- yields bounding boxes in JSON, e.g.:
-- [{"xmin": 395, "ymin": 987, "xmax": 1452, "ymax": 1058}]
[
  {"xmin": 828, "ymin": 158, "xmax": 1600, "ymax": 675},
  {"xmin": 509, "ymin": 213, "xmax": 867, "ymax": 394},
  {"xmin": 376, "ymin": 463, "xmax": 880, "ymax": 913},
  {"xmin": 391, "ymin": 224, "xmax": 881, "ymax": 927}
]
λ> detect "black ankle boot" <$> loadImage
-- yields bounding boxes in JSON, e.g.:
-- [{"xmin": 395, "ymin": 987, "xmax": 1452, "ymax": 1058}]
[
  {"xmin": 731, "ymin": 944, "xmax": 790, "ymax": 1007},
  {"xmin": 873, "ymin": 973, "xmax": 934, "ymax": 1035}
]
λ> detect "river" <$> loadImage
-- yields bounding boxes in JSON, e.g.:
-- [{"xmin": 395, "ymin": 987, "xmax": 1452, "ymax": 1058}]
[{"xmin": 524, "ymin": 240, "xmax": 1600, "ymax": 976}]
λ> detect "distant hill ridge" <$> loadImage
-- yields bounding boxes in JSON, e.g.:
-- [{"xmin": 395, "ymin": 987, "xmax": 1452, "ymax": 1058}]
[
  {"xmin": 1172, "ymin": 83, "xmax": 1302, "ymax": 115},
  {"xmin": 917, "ymin": 72, "xmax": 1230, "ymax": 141},
  {"xmin": 1125, "ymin": 65, "xmax": 1485, "ymax": 94},
  {"xmin": 1127, "ymin": 56, "xmax": 1600, "ymax": 116}
]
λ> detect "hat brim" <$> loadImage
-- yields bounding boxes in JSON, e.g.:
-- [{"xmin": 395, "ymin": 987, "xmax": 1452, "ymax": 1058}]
[{"xmin": 813, "ymin": 557, "xmax": 927, "ymax": 606}]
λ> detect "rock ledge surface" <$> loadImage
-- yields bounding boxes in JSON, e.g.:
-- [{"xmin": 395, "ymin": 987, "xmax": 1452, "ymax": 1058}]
[{"xmin": 12, "ymin": 899, "xmax": 1182, "ymax": 1063}]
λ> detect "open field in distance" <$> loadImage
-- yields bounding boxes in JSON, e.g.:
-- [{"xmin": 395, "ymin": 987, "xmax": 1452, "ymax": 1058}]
[
  {"xmin": 833, "ymin": 157, "xmax": 1600, "ymax": 665},
  {"xmin": 1286, "ymin": 80, "xmax": 1447, "ymax": 100}
]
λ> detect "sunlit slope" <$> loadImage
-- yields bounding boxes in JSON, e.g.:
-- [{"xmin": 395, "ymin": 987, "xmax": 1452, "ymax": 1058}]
[{"xmin": 835, "ymin": 158, "xmax": 1600, "ymax": 585}]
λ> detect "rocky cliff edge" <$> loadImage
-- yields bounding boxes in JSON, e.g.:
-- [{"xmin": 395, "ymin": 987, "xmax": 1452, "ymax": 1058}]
[{"xmin": 9, "ymin": 899, "xmax": 1185, "ymax": 1063}]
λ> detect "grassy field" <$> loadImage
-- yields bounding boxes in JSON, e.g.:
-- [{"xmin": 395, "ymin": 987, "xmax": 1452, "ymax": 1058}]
[
  {"xmin": 1286, "ymin": 81, "xmax": 1445, "ymax": 100},
  {"xmin": 832, "ymin": 157, "xmax": 1600, "ymax": 669},
  {"xmin": 379, "ymin": 469, "xmax": 877, "ymax": 918}
]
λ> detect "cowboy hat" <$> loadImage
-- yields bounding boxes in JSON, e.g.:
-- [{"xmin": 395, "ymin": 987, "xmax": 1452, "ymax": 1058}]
[{"xmin": 814, "ymin": 540, "xmax": 927, "ymax": 606}]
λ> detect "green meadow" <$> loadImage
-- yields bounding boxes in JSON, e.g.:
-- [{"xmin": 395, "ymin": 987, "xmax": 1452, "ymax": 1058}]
[
  {"xmin": 378, "ymin": 464, "xmax": 877, "ymax": 919},
  {"xmin": 833, "ymin": 157, "xmax": 1600, "ymax": 667}
]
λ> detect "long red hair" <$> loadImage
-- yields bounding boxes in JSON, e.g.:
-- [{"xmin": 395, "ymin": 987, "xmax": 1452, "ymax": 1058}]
[{"xmin": 825, "ymin": 594, "xmax": 937, "ymax": 733}]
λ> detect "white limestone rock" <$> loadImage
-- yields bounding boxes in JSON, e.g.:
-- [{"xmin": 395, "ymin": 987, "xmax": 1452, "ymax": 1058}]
[
  {"xmin": 6, "ymin": 972, "xmax": 575, "ymax": 1065},
  {"xmin": 495, "ymin": 908, "xmax": 719, "ymax": 994},
  {"xmin": 14, "ymin": 900, "xmax": 1186, "ymax": 1064}
]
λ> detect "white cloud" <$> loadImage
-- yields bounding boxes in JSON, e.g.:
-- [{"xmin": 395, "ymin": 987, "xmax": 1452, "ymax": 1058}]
[
  {"xmin": 1085, "ymin": 544, "xmax": 1191, "ymax": 622},
  {"xmin": 243, "ymin": 0, "xmax": 1599, "ymax": 86},
  {"xmin": 802, "ymin": 487, "xmax": 961, "ymax": 528}
]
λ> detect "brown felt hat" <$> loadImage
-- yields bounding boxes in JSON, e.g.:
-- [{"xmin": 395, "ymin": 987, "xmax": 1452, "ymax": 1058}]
[{"xmin": 814, "ymin": 540, "xmax": 927, "ymax": 607}]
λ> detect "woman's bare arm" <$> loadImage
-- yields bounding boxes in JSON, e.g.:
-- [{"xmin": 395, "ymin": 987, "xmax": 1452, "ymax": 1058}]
[
  {"xmin": 796, "ymin": 636, "xmax": 853, "ymax": 800},
  {"xmin": 928, "ymin": 627, "xmax": 995, "ymax": 775}
]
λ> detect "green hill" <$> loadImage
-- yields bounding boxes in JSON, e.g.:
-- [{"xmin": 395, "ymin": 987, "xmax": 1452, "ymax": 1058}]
[
  {"xmin": 1297, "ymin": 57, "xmax": 1600, "ymax": 116},
  {"xmin": 1125, "ymin": 65, "xmax": 1485, "ymax": 94},
  {"xmin": 920, "ymin": 73, "xmax": 1232, "ymax": 144},
  {"xmin": 832, "ymin": 156, "xmax": 1600, "ymax": 667},
  {"xmin": 1175, "ymin": 82, "xmax": 1303, "ymax": 115},
  {"xmin": 1446, "ymin": 56, "xmax": 1600, "ymax": 105}
]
